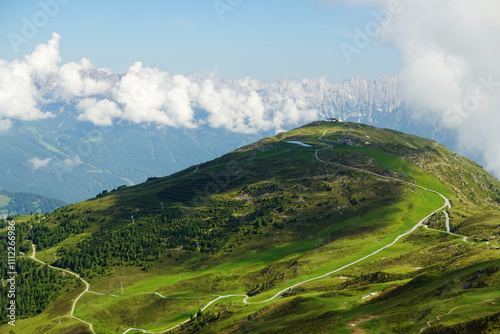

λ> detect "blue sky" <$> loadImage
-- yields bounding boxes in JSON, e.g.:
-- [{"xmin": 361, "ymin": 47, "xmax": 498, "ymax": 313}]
[{"xmin": 0, "ymin": 0, "xmax": 401, "ymax": 81}]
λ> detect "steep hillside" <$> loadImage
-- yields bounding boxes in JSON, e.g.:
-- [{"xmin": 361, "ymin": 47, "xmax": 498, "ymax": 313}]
[
  {"xmin": 0, "ymin": 189, "xmax": 67, "ymax": 217},
  {"xmin": 1, "ymin": 122, "xmax": 499, "ymax": 334}
]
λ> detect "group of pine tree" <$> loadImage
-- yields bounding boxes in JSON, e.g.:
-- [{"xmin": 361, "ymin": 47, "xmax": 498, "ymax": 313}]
[{"xmin": 0, "ymin": 221, "xmax": 79, "ymax": 325}]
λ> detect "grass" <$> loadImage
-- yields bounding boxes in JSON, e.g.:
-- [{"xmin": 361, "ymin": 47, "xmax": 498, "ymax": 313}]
[
  {"xmin": 352, "ymin": 259, "xmax": 500, "ymax": 333},
  {"xmin": 436, "ymin": 295, "xmax": 500, "ymax": 326},
  {"xmin": 5, "ymin": 315, "xmax": 89, "ymax": 334},
  {"xmin": 74, "ymin": 293, "xmax": 209, "ymax": 333},
  {"xmin": 36, "ymin": 232, "xmax": 91, "ymax": 263},
  {"xmin": 0, "ymin": 284, "xmax": 87, "ymax": 334},
  {"xmin": 0, "ymin": 194, "xmax": 11, "ymax": 208}
]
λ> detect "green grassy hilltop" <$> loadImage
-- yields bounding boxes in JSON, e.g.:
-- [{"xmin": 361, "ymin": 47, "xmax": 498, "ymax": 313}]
[{"xmin": 2, "ymin": 122, "xmax": 500, "ymax": 334}]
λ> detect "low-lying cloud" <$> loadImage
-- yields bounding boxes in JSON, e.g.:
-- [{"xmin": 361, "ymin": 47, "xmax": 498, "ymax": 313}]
[
  {"xmin": 328, "ymin": 0, "xmax": 500, "ymax": 177},
  {"xmin": 58, "ymin": 58, "xmax": 112, "ymax": 99},
  {"xmin": 76, "ymin": 98, "xmax": 122, "ymax": 126},
  {"xmin": 28, "ymin": 155, "xmax": 82, "ymax": 174},
  {"xmin": 28, "ymin": 157, "xmax": 52, "ymax": 171},
  {"xmin": 0, "ymin": 33, "xmax": 63, "ymax": 128},
  {"xmin": 114, "ymin": 62, "xmax": 198, "ymax": 128},
  {"xmin": 0, "ymin": 33, "xmax": 327, "ymax": 134},
  {"xmin": 392, "ymin": 0, "xmax": 500, "ymax": 177}
]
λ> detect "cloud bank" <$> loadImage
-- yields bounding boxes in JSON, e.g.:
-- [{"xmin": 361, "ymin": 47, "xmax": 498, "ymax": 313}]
[
  {"xmin": 0, "ymin": 33, "xmax": 60, "ymax": 130},
  {"xmin": 329, "ymin": 0, "xmax": 500, "ymax": 176},
  {"xmin": 0, "ymin": 33, "xmax": 327, "ymax": 134},
  {"xmin": 391, "ymin": 0, "xmax": 500, "ymax": 176}
]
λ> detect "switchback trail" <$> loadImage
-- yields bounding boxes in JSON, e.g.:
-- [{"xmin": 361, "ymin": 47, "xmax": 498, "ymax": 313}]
[
  {"xmin": 419, "ymin": 299, "xmax": 496, "ymax": 333},
  {"xmin": 29, "ymin": 243, "xmax": 96, "ymax": 334},
  {"xmin": 28, "ymin": 242, "xmax": 205, "ymax": 333}
]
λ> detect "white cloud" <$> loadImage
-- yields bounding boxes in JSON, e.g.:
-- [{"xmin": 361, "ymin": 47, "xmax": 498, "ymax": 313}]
[
  {"xmin": 327, "ymin": 0, "xmax": 500, "ymax": 177},
  {"xmin": 14, "ymin": 28, "xmax": 500, "ymax": 178},
  {"xmin": 196, "ymin": 77, "xmax": 325, "ymax": 134},
  {"xmin": 0, "ymin": 34, "xmax": 61, "ymax": 125},
  {"xmin": 28, "ymin": 155, "xmax": 82, "ymax": 173},
  {"xmin": 0, "ymin": 119, "xmax": 13, "ymax": 133},
  {"xmin": 58, "ymin": 58, "xmax": 111, "ymax": 99},
  {"xmin": 197, "ymin": 79, "xmax": 271, "ymax": 134},
  {"xmin": 2, "ymin": 16, "xmax": 499, "ymax": 178},
  {"xmin": 0, "ymin": 34, "xmax": 329, "ymax": 134},
  {"xmin": 0, "ymin": 33, "xmax": 337, "ymax": 135},
  {"xmin": 0, "ymin": 59, "xmax": 53, "ymax": 121},
  {"xmin": 76, "ymin": 98, "xmax": 122, "ymax": 126},
  {"xmin": 59, "ymin": 156, "xmax": 82, "ymax": 169},
  {"xmin": 113, "ymin": 62, "xmax": 197, "ymax": 128},
  {"xmin": 385, "ymin": 0, "xmax": 500, "ymax": 176},
  {"xmin": 28, "ymin": 157, "xmax": 52, "ymax": 171},
  {"xmin": 24, "ymin": 32, "xmax": 61, "ymax": 79}
]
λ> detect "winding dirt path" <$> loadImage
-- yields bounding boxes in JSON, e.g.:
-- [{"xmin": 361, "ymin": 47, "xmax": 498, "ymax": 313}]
[
  {"xmin": 420, "ymin": 299, "xmax": 496, "ymax": 333},
  {"xmin": 30, "ymin": 243, "xmax": 96, "ymax": 334}
]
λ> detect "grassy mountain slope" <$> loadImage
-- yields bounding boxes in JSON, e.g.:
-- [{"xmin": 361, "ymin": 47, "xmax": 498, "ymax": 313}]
[
  {"xmin": 1, "ymin": 121, "xmax": 500, "ymax": 334},
  {"xmin": 0, "ymin": 189, "xmax": 67, "ymax": 217}
]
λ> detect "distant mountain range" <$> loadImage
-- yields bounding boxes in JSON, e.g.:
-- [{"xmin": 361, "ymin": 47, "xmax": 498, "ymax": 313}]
[{"xmin": 0, "ymin": 74, "xmax": 459, "ymax": 203}]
